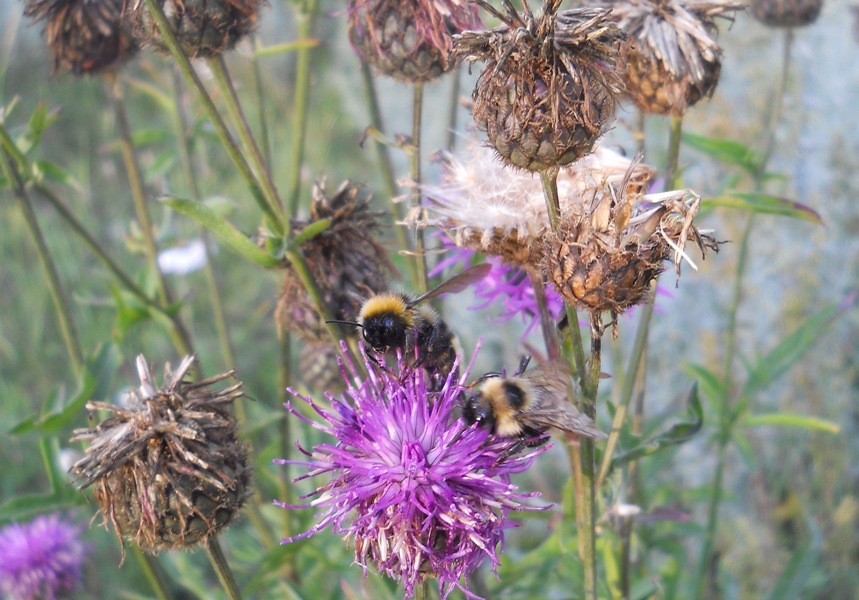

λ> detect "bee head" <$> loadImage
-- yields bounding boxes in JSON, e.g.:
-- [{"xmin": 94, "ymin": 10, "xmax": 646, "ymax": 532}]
[
  {"xmin": 463, "ymin": 393, "xmax": 495, "ymax": 431},
  {"xmin": 358, "ymin": 295, "xmax": 412, "ymax": 352}
]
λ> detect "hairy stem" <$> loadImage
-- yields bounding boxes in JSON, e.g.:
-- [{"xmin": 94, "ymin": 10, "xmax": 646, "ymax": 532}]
[
  {"xmin": 410, "ymin": 81, "xmax": 429, "ymax": 293},
  {"xmin": 528, "ymin": 268, "xmax": 560, "ymax": 360}
]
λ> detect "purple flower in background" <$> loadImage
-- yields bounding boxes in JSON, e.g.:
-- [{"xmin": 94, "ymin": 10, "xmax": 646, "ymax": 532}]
[
  {"xmin": 0, "ymin": 513, "xmax": 87, "ymax": 600},
  {"xmin": 431, "ymin": 235, "xmax": 564, "ymax": 335},
  {"xmin": 275, "ymin": 343, "xmax": 547, "ymax": 599}
]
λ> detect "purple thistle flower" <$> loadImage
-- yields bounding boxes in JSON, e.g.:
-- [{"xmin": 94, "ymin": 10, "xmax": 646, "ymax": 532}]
[
  {"xmin": 0, "ymin": 513, "xmax": 87, "ymax": 600},
  {"xmin": 275, "ymin": 343, "xmax": 548, "ymax": 599}
]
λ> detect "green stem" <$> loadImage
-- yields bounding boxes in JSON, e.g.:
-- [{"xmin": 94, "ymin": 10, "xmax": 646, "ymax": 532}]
[
  {"xmin": 207, "ymin": 55, "xmax": 285, "ymax": 229},
  {"xmin": 105, "ymin": 73, "xmax": 196, "ymax": 363},
  {"xmin": 105, "ymin": 73, "xmax": 170, "ymax": 307},
  {"xmin": 694, "ymin": 29, "xmax": 794, "ymax": 596},
  {"xmin": 251, "ymin": 38, "xmax": 273, "ymax": 169},
  {"xmin": 132, "ymin": 546, "xmax": 174, "ymax": 600},
  {"xmin": 664, "ymin": 115, "xmax": 683, "ymax": 190},
  {"xmin": 596, "ymin": 285, "xmax": 656, "ymax": 489},
  {"xmin": 141, "ymin": 0, "xmax": 282, "ymax": 233},
  {"xmin": 538, "ymin": 166, "xmax": 597, "ymax": 600},
  {"xmin": 285, "ymin": 0, "xmax": 320, "ymax": 218},
  {"xmin": 359, "ymin": 60, "xmax": 413, "ymax": 282},
  {"xmin": 410, "ymin": 81, "xmax": 429, "ymax": 294},
  {"xmin": 205, "ymin": 538, "xmax": 243, "ymax": 600},
  {"xmin": 1, "ymin": 152, "xmax": 83, "ymax": 374},
  {"xmin": 528, "ymin": 268, "xmax": 560, "ymax": 360},
  {"xmin": 445, "ymin": 66, "xmax": 461, "ymax": 151}
]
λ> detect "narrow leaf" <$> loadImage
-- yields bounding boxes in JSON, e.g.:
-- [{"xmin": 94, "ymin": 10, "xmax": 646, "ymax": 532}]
[
  {"xmin": 0, "ymin": 492, "xmax": 83, "ymax": 522},
  {"xmin": 610, "ymin": 383, "xmax": 704, "ymax": 470},
  {"xmin": 162, "ymin": 196, "xmax": 280, "ymax": 267},
  {"xmin": 254, "ymin": 38, "xmax": 321, "ymax": 58},
  {"xmin": 742, "ymin": 297, "xmax": 854, "ymax": 396},
  {"xmin": 682, "ymin": 131, "xmax": 763, "ymax": 173},
  {"xmin": 742, "ymin": 413, "xmax": 840, "ymax": 434},
  {"xmin": 683, "ymin": 362, "xmax": 726, "ymax": 411},
  {"xmin": 32, "ymin": 160, "xmax": 82, "ymax": 191},
  {"xmin": 703, "ymin": 192, "xmax": 822, "ymax": 225}
]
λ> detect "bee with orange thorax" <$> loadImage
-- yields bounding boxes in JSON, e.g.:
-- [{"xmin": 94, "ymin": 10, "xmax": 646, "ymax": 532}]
[
  {"xmin": 329, "ymin": 264, "xmax": 491, "ymax": 386},
  {"xmin": 464, "ymin": 357, "xmax": 607, "ymax": 442}
]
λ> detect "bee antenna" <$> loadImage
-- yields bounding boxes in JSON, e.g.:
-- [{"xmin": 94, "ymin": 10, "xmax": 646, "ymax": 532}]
[{"xmin": 326, "ymin": 319, "xmax": 362, "ymax": 328}]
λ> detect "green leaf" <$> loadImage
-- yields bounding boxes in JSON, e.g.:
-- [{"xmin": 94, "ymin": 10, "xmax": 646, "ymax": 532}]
[
  {"xmin": 124, "ymin": 77, "xmax": 174, "ymax": 111},
  {"xmin": 610, "ymin": 383, "xmax": 704, "ymax": 471},
  {"xmin": 254, "ymin": 38, "xmax": 321, "ymax": 58},
  {"xmin": 703, "ymin": 192, "xmax": 823, "ymax": 225},
  {"xmin": 742, "ymin": 413, "xmax": 840, "ymax": 434},
  {"xmin": 110, "ymin": 285, "xmax": 153, "ymax": 338},
  {"xmin": 682, "ymin": 131, "xmax": 764, "ymax": 174},
  {"xmin": 131, "ymin": 128, "xmax": 174, "ymax": 147},
  {"xmin": 0, "ymin": 492, "xmax": 83, "ymax": 522},
  {"xmin": 742, "ymin": 297, "xmax": 854, "ymax": 397},
  {"xmin": 32, "ymin": 160, "xmax": 82, "ymax": 191},
  {"xmin": 9, "ymin": 343, "xmax": 118, "ymax": 435},
  {"xmin": 162, "ymin": 196, "xmax": 280, "ymax": 267},
  {"xmin": 683, "ymin": 363, "xmax": 726, "ymax": 412},
  {"xmin": 293, "ymin": 218, "xmax": 331, "ymax": 245},
  {"xmin": 24, "ymin": 101, "xmax": 61, "ymax": 155}
]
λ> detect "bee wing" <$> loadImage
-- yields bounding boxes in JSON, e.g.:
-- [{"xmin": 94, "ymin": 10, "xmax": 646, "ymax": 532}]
[
  {"xmin": 525, "ymin": 361, "xmax": 608, "ymax": 440},
  {"xmin": 409, "ymin": 263, "xmax": 492, "ymax": 306}
]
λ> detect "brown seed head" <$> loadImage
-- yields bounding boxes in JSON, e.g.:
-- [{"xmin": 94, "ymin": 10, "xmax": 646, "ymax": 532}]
[
  {"xmin": 593, "ymin": 0, "xmax": 743, "ymax": 116},
  {"xmin": 276, "ymin": 180, "xmax": 396, "ymax": 341},
  {"xmin": 348, "ymin": 0, "xmax": 482, "ymax": 83},
  {"xmin": 750, "ymin": 0, "xmax": 823, "ymax": 28},
  {"xmin": 24, "ymin": 0, "xmax": 137, "ymax": 75},
  {"xmin": 69, "ymin": 355, "xmax": 251, "ymax": 557},
  {"xmin": 453, "ymin": 4, "xmax": 628, "ymax": 171},
  {"xmin": 543, "ymin": 183, "xmax": 720, "ymax": 316},
  {"xmin": 124, "ymin": 0, "xmax": 263, "ymax": 58}
]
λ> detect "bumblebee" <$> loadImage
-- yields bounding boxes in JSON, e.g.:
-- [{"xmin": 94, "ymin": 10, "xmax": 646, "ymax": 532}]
[
  {"xmin": 464, "ymin": 357, "xmax": 607, "ymax": 441},
  {"xmin": 329, "ymin": 263, "xmax": 491, "ymax": 383}
]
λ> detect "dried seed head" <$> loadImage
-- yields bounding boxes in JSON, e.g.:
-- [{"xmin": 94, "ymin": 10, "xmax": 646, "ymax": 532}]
[
  {"xmin": 24, "ymin": 0, "xmax": 137, "ymax": 75},
  {"xmin": 422, "ymin": 141, "xmax": 655, "ymax": 270},
  {"xmin": 543, "ymin": 185, "xmax": 720, "ymax": 317},
  {"xmin": 124, "ymin": 0, "xmax": 263, "ymax": 58},
  {"xmin": 69, "ymin": 355, "xmax": 251, "ymax": 557},
  {"xmin": 453, "ymin": 5, "xmax": 628, "ymax": 171},
  {"xmin": 594, "ymin": 0, "xmax": 742, "ymax": 116},
  {"xmin": 276, "ymin": 180, "xmax": 396, "ymax": 341},
  {"xmin": 750, "ymin": 0, "xmax": 823, "ymax": 27},
  {"xmin": 348, "ymin": 0, "xmax": 481, "ymax": 83}
]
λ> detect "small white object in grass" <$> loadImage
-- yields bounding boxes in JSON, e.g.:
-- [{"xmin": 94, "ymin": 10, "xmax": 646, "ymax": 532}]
[{"xmin": 158, "ymin": 238, "xmax": 207, "ymax": 275}]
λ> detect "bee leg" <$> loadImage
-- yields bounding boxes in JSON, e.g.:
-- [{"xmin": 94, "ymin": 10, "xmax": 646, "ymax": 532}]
[{"xmin": 493, "ymin": 427, "xmax": 550, "ymax": 467}]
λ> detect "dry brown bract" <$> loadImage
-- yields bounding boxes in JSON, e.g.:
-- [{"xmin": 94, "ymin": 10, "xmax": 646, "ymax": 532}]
[
  {"xmin": 750, "ymin": 0, "xmax": 823, "ymax": 28},
  {"xmin": 453, "ymin": 2, "xmax": 628, "ymax": 171},
  {"xmin": 591, "ymin": 0, "xmax": 742, "ymax": 116},
  {"xmin": 348, "ymin": 0, "xmax": 482, "ymax": 82},
  {"xmin": 69, "ymin": 355, "xmax": 251, "ymax": 558},
  {"xmin": 24, "ymin": 0, "xmax": 137, "ymax": 74},
  {"xmin": 276, "ymin": 180, "xmax": 396, "ymax": 342},
  {"xmin": 544, "ymin": 183, "xmax": 720, "ymax": 324}
]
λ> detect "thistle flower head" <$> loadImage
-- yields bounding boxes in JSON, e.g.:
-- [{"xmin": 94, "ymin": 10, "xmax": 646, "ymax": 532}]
[
  {"xmin": 348, "ymin": 0, "xmax": 482, "ymax": 82},
  {"xmin": 453, "ymin": 4, "xmax": 628, "ymax": 171},
  {"xmin": 69, "ymin": 355, "xmax": 251, "ymax": 557},
  {"xmin": 543, "ymin": 187, "xmax": 720, "ymax": 318},
  {"xmin": 276, "ymin": 344, "xmax": 547, "ymax": 599},
  {"xmin": 124, "ymin": 0, "xmax": 263, "ymax": 58},
  {"xmin": 23, "ymin": 0, "xmax": 136, "ymax": 75},
  {"xmin": 750, "ymin": 0, "xmax": 823, "ymax": 28},
  {"xmin": 0, "ymin": 513, "xmax": 87, "ymax": 600},
  {"xmin": 593, "ymin": 0, "xmax": 743, "ymax": 115},
  {"xmin": 423, "ymin": 141, "xmax": 655, "ymax": 270},
  {"xmin": 276, "ymin": 180, "xmax": 396, "ymax": 343}
]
